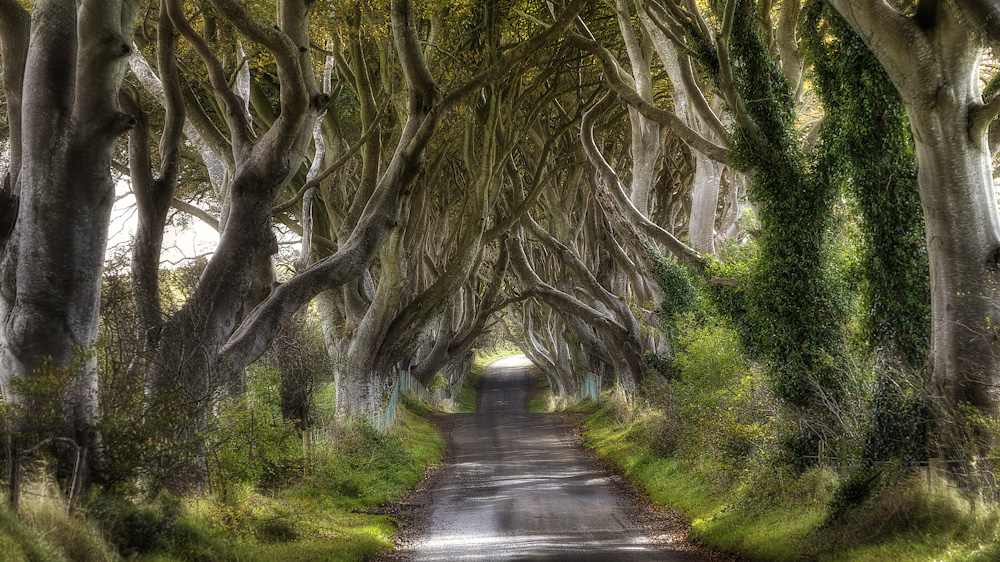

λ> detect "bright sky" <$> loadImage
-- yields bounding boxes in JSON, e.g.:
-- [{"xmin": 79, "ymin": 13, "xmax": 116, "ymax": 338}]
[{"xmin": 107, "ymin": 179, "xmax": 221, "ymax": 266}]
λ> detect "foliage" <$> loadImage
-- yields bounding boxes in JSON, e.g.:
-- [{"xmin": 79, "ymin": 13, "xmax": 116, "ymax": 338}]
[
  {"xmin": 649, "ymin": 248, "xmax": 698, "ymax": 318},
  {"xmin": 648, "ymin": 248, "xmax": 704, "ymax": 358},
  {"xmin": 90, "ymin": 494, "xmax": 181, "ymax": 555},
  {"xmin": 0, "ymin": 478, "xmax": 119, "ymax": 562},
  {"xmin": 802, "ymin": 1, "xmax": 929, "ymax": 371},
  {"xmin": 266, "ymin": 308, "xmax": 333, "ymax": 431},
  {"xmin": 581, "ymin": 396, "xmax": 1000, "ymax": 562},
  {"xmin": 802, "ymin": 3, "xmax": 931, "ymax": 501},
  {"xmin": 427, "ymin": 373, "xmax": 448, "ymax": 392},
  {"xmin": 207, "ymin": 364, "xmax": 304, "ymax": 497},
  {"xmin": 1, "ymin": 400, "xmax": 443, "ymax": 562},
  {"xmin": 293, "ymin": 407, "xmax": 444, "ymax": 510},
  {"xmin": 724, "ymin": 0, "xmax": 849, "ymax": 407}
]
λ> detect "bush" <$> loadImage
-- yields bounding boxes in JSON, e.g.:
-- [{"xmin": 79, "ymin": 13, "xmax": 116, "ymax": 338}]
[
  {"xmin": 207, "ymin": 365, "xmax": 304, "ymax": 496},
  {"xmin": 670, "ymin": 321, "xmax": 767, "ymax": 472},
  {"xmin": 90, "ymin": 493, "xmax": 181, "ymax": 555},
  {"xmin": 302, "ymin": 420, "xmax": 413, "ymax": 509},
  {"xmin": 638, "ymin": 376, "xmax": 681, "ymax": 457}
]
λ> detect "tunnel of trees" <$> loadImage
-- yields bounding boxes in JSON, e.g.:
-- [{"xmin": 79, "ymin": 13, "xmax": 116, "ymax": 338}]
[{"xmin": 2, "ymin": 0, "xmax": 1000, "ymax": 537}]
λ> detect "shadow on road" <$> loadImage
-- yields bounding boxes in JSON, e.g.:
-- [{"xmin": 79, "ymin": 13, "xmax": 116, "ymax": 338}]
[{"xmin": 397, "ymin": 355, "xmax": 712, "ymax": 562}]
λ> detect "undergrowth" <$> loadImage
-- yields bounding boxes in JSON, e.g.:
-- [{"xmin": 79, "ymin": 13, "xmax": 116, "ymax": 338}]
[
  {"xmin": 0, "ymin": 403, "xmax": 444, "ymax": 562},
  {"xmin": 580, "ymin": 389, "xmax": 1000, "ymax": 561}
]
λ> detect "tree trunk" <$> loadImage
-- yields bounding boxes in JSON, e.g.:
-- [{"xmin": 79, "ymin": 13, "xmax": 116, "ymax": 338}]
[
  {"xmin": 0, "ymin": 0, "xmax": 140, "ymax": 491},
  {"xmin": 912, "ymin": 98, "xmax": 1000, "ymax": 416},
  {"xmin": 830, "ymin": 0, "xmax": 1000, "ymax": 453}
]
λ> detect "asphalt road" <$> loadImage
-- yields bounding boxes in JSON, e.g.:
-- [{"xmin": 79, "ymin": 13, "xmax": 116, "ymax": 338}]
[{"xmin": 404, "ymin": 355, "xmax": 706, "ymax": 562}]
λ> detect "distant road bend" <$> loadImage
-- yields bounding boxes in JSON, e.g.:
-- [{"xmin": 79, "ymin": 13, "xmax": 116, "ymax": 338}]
[{"xmin": 402, "ymin": 355, "xmax": 711, "ymax": 562}]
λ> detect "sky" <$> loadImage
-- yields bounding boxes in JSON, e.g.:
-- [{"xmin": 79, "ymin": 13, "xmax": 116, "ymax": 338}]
[{"xmin": 107, "ymin": 179, "xmax": 221, "ymax": 266}]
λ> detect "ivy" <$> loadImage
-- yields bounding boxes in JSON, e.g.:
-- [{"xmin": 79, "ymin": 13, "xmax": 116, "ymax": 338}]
[
  {"xmin": 724, "ymin": 0, "xmax": 848, "ymax": 407},
  {"xmin": 648, "ymin": 247, "xmax": 701, "ymax": 360},
  {"xmin": 802, "ymin": 2, "xmax": 931, "ymax": 464},
  {"xmin": 649, "ymin": 247, "xmax": 698, "ymax": 317},
  {"xmin": 802, "ymin": 2, "xmax": 930, "ymax": 371}
]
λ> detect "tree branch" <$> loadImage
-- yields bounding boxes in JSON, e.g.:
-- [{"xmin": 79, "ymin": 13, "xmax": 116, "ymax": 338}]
[
  {"xmin": 580, "ymin": 91, "xmax": 703, "ymax": 267},
  {"xmin": 567, "ymin": 33, "xmax": 730, "ymax": 163},
  {"xmin": 0, "ymin": 0, "xmax": 29, "ymax": 188},
  {"xmin": 827, "ymin": 0, "xmax": 931, "ymax": 105},
  {"xmin": 442, "ymin": 0, "xmax": 588, "ymax": 110},
  {"xmin": 170, "ymin": 197, "xmax": 220, "ymax": 232},
  {"xmin": 716, "ymin": 0, "xmax": 762, "ymax": 142},
  {"xmin": 272, "ymin": 102, "xmax": 387, "ymax": 215},
  {"xmin": 165, "ymin": 0, "xmax": 253, "ymax": 154}
]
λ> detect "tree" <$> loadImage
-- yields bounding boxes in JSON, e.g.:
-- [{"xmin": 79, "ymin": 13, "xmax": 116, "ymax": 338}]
[
  {"xmin": 829, "ymin": 0, "xmax": 1000, "ymax": 453},
  {"xmin": 0, "ymin": 0, "xmax": 142, "ymax": 503}
]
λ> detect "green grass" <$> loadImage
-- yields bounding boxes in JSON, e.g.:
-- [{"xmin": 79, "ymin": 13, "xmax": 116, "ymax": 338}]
[
  {"xmin": 527, "ymin": 367, "xmax": 554, "ymax": 413},
  {"xmin": 579, "ymin": 398, "xmax": 1000, "ymax": 562},
  {"xmin": 453, "ymin": 364, "xmax": 482, "ymax": 413},
  {"xmin": 1, "ymin": 403, "xmax": 445, "ymax": 562}
]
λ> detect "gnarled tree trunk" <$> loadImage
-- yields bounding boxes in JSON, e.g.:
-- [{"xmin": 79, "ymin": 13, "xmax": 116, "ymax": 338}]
[{"xmin": 0, "ymin": 1, "xmax": 141, "ymax": 501}]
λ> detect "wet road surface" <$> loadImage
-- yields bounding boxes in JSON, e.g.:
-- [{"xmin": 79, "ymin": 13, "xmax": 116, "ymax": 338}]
[{"xmin": 404, "ymin": 355, "xmax": 705, "ymax": 561}]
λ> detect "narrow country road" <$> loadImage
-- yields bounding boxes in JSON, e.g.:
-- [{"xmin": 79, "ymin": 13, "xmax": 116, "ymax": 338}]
[{"xmin": 399, "ymin": 355, "xmax": 712, "ymax": 562}]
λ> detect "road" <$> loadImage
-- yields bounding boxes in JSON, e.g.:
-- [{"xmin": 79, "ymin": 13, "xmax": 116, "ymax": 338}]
[{"xmin": 402, "ymin": 355, "xmax": 708, "ymax": 561}]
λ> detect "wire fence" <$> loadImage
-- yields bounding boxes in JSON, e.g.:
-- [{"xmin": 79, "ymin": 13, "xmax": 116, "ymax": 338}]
[
  {"xmin": 801, "ymin": 438, "xmax": 1000, "ymax": 498},
  {"xmin": 309, "ymin": 368, "xmax": 435, "ymax": 447}
]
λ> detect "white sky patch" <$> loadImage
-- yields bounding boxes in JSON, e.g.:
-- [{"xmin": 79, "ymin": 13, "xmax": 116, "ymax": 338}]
[{"xmin": 106, "ymin": 179, "xmax": 222, "ymax": 266}]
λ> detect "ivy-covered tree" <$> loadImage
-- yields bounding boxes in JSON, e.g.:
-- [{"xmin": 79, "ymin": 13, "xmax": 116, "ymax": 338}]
[
  {"xmin": 830, "ymin": 0, "xmax": 1000, "ymax": 455},
  {"xmin": 803, "ymin": 3, "xmax": 930, "ymax": 463}
]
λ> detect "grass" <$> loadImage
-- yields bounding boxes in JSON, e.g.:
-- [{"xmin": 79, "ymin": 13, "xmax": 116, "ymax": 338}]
[
  {"xmin": 0, "ymin": 484, "xmax": 115, "ymax": 562},
  {"xmin": 578, "ymin": 397, "xmax": 1000, "ymax": 562},
  {"xmin": 1, "ymin": 402, "xmax": 444, "ymax": 562},
  {"xmin": 527, "ymin": 367, "xmax": 554, "ymax": 413}
]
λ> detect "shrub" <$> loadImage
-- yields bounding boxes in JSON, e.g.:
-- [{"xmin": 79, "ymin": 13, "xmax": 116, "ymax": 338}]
[
  {"xmin": 207, "ymin": 365, "xmax": 304, "ymax": 496},
  {"xmin": 90, "ymin": 493, "xmax": 180, "ymax": 555},
  {"xmin": 303, "ymin": 420, "xmax": 413, "ymax": 509},
  {"xmin": 638, "ymin": 376, "xmax": 681, "ymax": 457}
]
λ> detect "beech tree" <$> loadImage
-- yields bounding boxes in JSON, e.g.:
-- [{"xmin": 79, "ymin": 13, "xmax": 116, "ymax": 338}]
[
  {"xmin": 0, "ymin": 0, "xmax": 142, "ymax": 497},
  {"xmin": 829, "ymin": 0, "xmax": 1000, "ymax": 452}
]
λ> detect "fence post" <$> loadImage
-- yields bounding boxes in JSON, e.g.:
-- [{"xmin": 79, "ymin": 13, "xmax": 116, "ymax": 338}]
[
  {"xmin": 928, "ymin": 457, "xmax": 940, "ymax": 489},
  {"xmin": 303, "ymin": 430, "xmax": 313, "ymax": 478},
  {"xmin": 7, "ymin": 435, "xmax": 20, "ymax": 513},
  {"xmin": 839, "ymin": 438, "xmax": 849, "ymax": 478}
]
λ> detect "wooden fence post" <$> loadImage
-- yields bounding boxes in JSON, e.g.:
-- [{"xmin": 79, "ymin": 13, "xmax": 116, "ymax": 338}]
[
  {"xmin": 928, "ymin": 457, "xmax": 940, "ymax": 490},
  {"xmin": 7, "ymin": 435, "xmax": 20, "ymax": 513}
]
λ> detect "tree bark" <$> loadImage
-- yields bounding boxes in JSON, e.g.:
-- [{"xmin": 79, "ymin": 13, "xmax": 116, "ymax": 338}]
[
  {"xmin": 0, "ymin": 0, "xmax": 141, "ymax": 491},
  {"xmin": 830, "ymin": 0, "xmax": 1000, "ymax": 451}
]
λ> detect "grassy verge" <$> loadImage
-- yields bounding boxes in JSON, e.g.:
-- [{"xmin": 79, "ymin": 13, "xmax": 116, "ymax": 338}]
[
  {"xmin": 527, "ymin": 366, "xmax": 553, "ymax": 413},
  {"xmin": 579, "ymin": 398, "xmax": 1000, "ymax": 562},
  {"xmin": 1, "ymin": 403, "xmax": 444, "ymax": 562}
]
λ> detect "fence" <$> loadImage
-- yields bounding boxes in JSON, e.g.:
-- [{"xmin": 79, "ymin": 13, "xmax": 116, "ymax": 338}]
[
  {"xmin": 802, "ymin": 438, "xmax": 1000, "ymax": 498},
  {"xmin": 309, "ymin": 368, "xmax": 430, "ymax": 447},
  {"xmin": 369, "ymin": 375, "xmax": 401, "ymax": 431}
]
